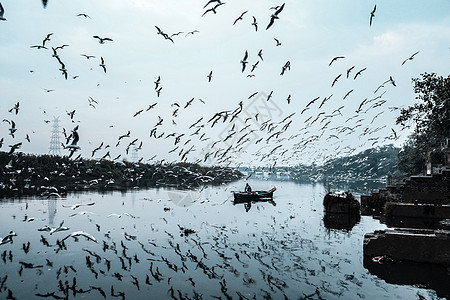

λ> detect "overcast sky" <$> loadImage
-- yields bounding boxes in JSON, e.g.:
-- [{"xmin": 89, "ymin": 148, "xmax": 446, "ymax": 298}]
[{"xmin": 1, "ymin": 0, "xmax": 450, "ymax": 167}]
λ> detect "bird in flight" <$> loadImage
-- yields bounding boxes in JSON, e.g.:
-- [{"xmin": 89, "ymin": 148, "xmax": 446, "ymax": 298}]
[
  {"xmin": 258, "ymin": 49, "xmax": 263, "ymax": 60},
  {"xmin": 274, "ymin": 38, "xmax": 281, "ymax": 46},
  {"xmin": 202, "ymin": 2, "xmax": 224, "ymax": 17},
  {"xmin": 203, "ymin": 0, "xmax": 222, "ymax": 9},
  {"xmin": 233, "ymin": 11, "xmax": 248, "ymax": 25},
  {"xmin": 280, "ymin": 61, "xmax": 290, "ymax": 75},
  {"xmin": 241, "ymin": 50, "xmax": 248, "ymax": 72},
  {"xmin": 266, "ymin": 3, "xmax": 285, "ymax": 30},
  {"xmin": 369, "ymin": 5, "xmax": 376, "ymax": 26},
  {"xmin": 8, "ymin": 142, "xmax": 21, "ymax": 155},
  {"xmin": 353, "ymin": 67, "xmax": 367, "ymax": 80},
  {"xmin": 207, "ymin": 71, "xmax": 213, "ymax": 82},
  {"xmin": 328, "ymin": 56, "xmax": 344, "ymax": 66},
  {"xmin": 99, "ymin": 57, "xmax": 107, "ymax": 73},
  {"xmin": 185, "ymin": 30, "xmax": 199, "ymax": 37},
  {"xmin": 251, "ymin": 16, "xmax": 258, "ymax": 31},
  {"xmin": 9, "ymin": 102, "xmax": 19, "ymax": 114},
  {"xmin": 77, "ymin": 13, "xmax": 91, "ymax": 18},
  {"xmin": 93, "ymin": 35, "xmax": 113, "ymax": 44},
  {"xmin": 66, "ymin": 126, "xmax": 81, "ymax": 158},
  {"xmin": 0, "ymin": 2, "xmax": 6, "ymax": 21},
  {"xmin": 401, "ymin": 51, "xmax": 420, "ymax": 65},
  {"xmin": 81, "ymin": 54, "xmax": 96, "ymax": 59}
]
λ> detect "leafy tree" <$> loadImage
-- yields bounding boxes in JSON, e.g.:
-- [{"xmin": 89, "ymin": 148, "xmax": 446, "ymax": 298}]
[{"xmin": 396, "ymin": 73, "xmax": 450, "ymax": 175}]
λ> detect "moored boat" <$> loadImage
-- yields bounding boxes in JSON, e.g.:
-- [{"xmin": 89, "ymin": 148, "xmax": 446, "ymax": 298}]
[{"xmin": 233, "ymin": 187, "xmax": 276, "ymax": 203}]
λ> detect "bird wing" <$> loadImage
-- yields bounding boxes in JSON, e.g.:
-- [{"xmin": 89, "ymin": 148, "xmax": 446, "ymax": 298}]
[
  {"xmin": 266, "ymin": 16, "xmax": 275, "ymax": 30},
  {"xmin": 0, "ymin": 2, "xmax": 4, "ymax": 18},
  {"xmin": 72, "ymin": 131, "xmax": 79, "ymax": 145},
  {"xmin": 275, "ymin": 3, "xmax": 285, "ymax": 15}
]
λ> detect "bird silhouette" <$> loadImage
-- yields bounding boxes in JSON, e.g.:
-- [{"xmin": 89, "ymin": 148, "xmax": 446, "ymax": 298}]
[
  {"xmin": 233, "ymin": 11, "xmax": 247, "ymax": 25},
  {"xmin": 401, "ymin": 51, "xmax": 420, "ymax": 65},
  {"xmin": 240, "ymin": 50, "xmax": 248, "ymax": 72},
  {"xmin": 0, "ymin": 2, "xmax": 6, "ymax": 20},
  {"xmin": 266, "ymin": 3, "xmax": 285, "ymax": 30},
  {"xmin": 369, "ymin": 5, "xmax": 376, "ymax": 26},
  {"xmin": 93, "ymin": 35, "xmax": 113, "ymax": 44}
]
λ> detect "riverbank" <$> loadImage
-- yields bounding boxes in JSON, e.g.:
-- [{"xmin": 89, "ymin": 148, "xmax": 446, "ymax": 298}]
[{"xmin": 0, "ymin": 151, "xmax": 243, "ymax": 198}]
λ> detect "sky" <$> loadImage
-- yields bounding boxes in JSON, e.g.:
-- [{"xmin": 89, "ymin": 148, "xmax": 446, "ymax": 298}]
[{"xmin": 1, "ymin": 0, "xmax": 450, "ymax": 167}]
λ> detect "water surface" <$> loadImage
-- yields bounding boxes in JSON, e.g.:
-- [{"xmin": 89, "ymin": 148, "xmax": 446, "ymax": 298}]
[{"xmin": 0, "ymin": 179, "xmax": 445, "ymax": 299}]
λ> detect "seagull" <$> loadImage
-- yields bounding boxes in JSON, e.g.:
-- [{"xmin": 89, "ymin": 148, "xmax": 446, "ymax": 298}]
[
  {"xmin": 233, "ymin": 11, "xmax": 248, "ymax": 25},
  {"xmin": 62, "ymin": 202, "xmax": 95, "ymax": 210},
  {"xmin": 274, "ymin": 38, "xmax": 281, "ymax": 46},
  {"xmin": 369, "ymin": 5, "xmax": 376, "ymax": 26},
  {"xmin": 185, "ymin": 30, "xmax": 199, "ymax": 37},
  {"xmin": 54, "ymin": 44, "xmax": 69, "ymax": 50},
  {"xmin": 251, "ymin": 16, "xmax": 258, "ymax": 31},
  {"xmin": 331, "ymin": 73, "xmax": 342, "ymax": 87},
  {"xmin": 8, "ymin": 120, "xmax": 17, "ymax": 137},
  {"xmin": 81, "ymin": 54, "xmax": 96, "ymax": 59},
  {"xmin": 329, "ymin": 56, "xmax": 345, "ymax": 66},
  {"xmin": 0, "ymin": 2, "xmax": 6, "ymax": 21},
  {"xmin": 202, "ymin": 2, "xmax": 224, "ymax": 17},
  {"xmin": 92, "ymin": 35, "xmax": 113, "ymax": 44},
  {"xmin": 99, "ymin": 57, "xmax": 107, "ymax": 73},
  {"xmin": 401, "ymin": 51, "xmax": 420, "ymax": 65},
  {"xmin": 346, "ymin": 65, "xmax": 355, "ymax": 78},
  {"xmin": 266, "ymin": 3, "xmax": 285, "ymax": 30},
  {"xmin": 30, "ymin": 45, "xmax": 47, "ymax": 50},
  {"xmin": 257, "ymin": 49, "xmax": 263, "ymax": 60},
  {"xmin": 389, "ymin": 75, "xmax": 396, "ymax": 86},
  {"xmin": 203, "ymin": 0, "xmax": 222, "ymax": 9},
  {"xmin": 9, "ymin": 102, "xmax": 19, "ymax": 114},
  {"xmin": 42, "ymin": 33, "xmax": 53, "ymax": 47},
  {"xmin": 207, "ymin": 70, "xmax": 213, "ymax": 82},
  {"xmin": 280, "ymin": 61, "xmax": 290, "ymax": 75},
  {"xmin": 66, "ymin": 126, "xmax": 80, "ymax": 157},
  {"xmin": 0, "ymin": 231, "xmax": 17, "ymax": 245},
  {"xmin": 240, "ymin": 50, "xmax": 248, "ymax": 72},
  {"xmin": 353, "ymin": 67, "xmax": 367, "ymax": 80},
  {"xmin": 77, "ymin": 13, "xmax": 91, "ymax": 18},
  {"xmin": 62, "ymin": 231, "xmax": 98, "ymax": 243},
  {"xmin": 8, "ymin": 142, "xmax": 21, "ymax": 155}
]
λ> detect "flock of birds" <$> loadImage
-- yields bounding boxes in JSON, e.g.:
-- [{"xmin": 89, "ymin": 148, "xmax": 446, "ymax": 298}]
[{"xmin": 0, "ymin": 0, "xmax": 423, "ymax": 170}]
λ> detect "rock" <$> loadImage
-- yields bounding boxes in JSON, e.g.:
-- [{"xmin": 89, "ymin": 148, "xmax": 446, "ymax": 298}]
[{"xmin": 323, "ymin": 191, "xmax": 360, "ymax": 215}]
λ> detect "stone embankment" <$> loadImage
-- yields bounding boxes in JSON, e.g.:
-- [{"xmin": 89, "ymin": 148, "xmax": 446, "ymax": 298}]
[
  {"xmin": 361, "ymin": 167, "xmax": 450, "ymax": 217},
  {"xmin": 364, "ymin": 228, "xmax": 450, "ymax": 265}
]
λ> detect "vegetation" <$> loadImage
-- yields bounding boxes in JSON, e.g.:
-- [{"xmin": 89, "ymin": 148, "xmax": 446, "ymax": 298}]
[
  {"xmin": 0, "ymin": 151, "xmax": 242, "ymax": 198},
  {"xmin": 396, "ymin": 73, "xmax": 450, "ymax": 175},
  {"xmin": 287, "ymin": 144, "xmax": 400, "ymax": 184}
]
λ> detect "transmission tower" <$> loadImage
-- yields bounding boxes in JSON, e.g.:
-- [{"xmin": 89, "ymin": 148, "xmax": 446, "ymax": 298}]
[
  {"xmin": 131, "ymin": 146, "xmax": 139, "ymax": 162},
  {"xmin": 49, "ymin": 116, "xmax": 62, "ymax": 155}
]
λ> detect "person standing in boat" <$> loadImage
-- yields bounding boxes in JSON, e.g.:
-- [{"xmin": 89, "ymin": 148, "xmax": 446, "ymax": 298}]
[{"xmin": 245, "ymin": 183, "xmax": 252, "ymax": 192}]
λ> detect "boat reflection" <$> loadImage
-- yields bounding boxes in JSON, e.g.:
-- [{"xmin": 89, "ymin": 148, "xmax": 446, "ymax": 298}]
[
  {"xmin": 233, "ymin": 198, "xmax": 276, "ymax": 212},
  {"xmin": 363, "ymin": 256, "xmax": 450, "ymax": 299}
]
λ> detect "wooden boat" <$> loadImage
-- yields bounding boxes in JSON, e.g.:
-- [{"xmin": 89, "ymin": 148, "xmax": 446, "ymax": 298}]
[{"xmin": 233, "ymin": 187, "xmax": 276, "ymax": 203}]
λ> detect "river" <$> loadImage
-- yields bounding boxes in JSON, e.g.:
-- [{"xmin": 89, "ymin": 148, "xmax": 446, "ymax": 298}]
[{"xmin": 0, "ymin": 178, "xmax": 446, "ymax": 299}]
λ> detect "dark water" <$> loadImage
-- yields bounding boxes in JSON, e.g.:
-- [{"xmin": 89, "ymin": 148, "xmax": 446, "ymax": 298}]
[{"xmin": 0, "ymin": 179, "xmax": 446, "ymax": 299}]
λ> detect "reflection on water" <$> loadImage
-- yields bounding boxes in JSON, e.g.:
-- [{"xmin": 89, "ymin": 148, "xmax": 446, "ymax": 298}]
[
  {"xmin": 363, "ymin": 257, "xmax": 450, "ymax": 299},
  {"xmin": 0, "ymin": 179, "xmax": 444, "ymax": 299},
  {"xmin": 323, "ymin": 212, "xmax": 361, "ymax": 231}
]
